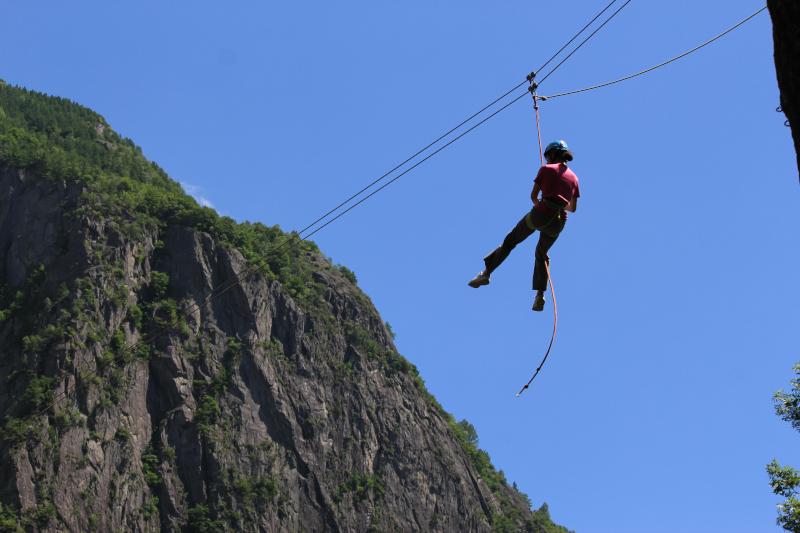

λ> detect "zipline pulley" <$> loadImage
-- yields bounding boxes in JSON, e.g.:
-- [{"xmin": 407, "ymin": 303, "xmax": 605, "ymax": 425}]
[
  {"xmin": 528, "ymin": 72, "xmax": 544, "ymax": 166},
  {"xmin": 527, "ymin": 71, "xmax": 539, "ymax": 94}
]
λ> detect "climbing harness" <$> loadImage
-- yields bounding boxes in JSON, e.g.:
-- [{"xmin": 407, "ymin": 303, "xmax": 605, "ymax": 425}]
[{"xmin": 517, "ymin": 74, "xmax": 559, "ymax": 397}]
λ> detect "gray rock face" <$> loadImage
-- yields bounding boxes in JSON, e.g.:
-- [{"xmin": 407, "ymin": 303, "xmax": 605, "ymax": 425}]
[{"xmin": 0, "ymin": 168, "xmax": 541, "ymax": 532}]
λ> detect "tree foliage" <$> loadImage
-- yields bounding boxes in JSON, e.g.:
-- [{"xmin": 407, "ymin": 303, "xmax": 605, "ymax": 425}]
[
  {"xmin": 0, "ymin": 502, "xmax": 21, "ymax": 532},
  {"xmin": 458, "ymin": 419, "xmax": 479, "ymax": 446},
  {"xmin": 0, "ymin": 81, "xmax": 327, "ymax": 289},
  {"xmin": 335, "ymin": 264, "xmax": 357, "ymax": 285},
  {"xmin": 449, "ymin": 418, "xmax": 575, "ymax": 533},
  {"xmin": 187, "ymin": 504, "xmax": 223, "ymax": 533},
  {"xmin": 769, "ymin": 361, "xmax": 800, "ymax": 532}
]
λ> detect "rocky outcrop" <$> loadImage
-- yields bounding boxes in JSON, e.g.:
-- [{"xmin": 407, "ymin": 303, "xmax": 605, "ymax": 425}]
[
  {"xmin": 96, "ymin": 140, "xmax": 117, "ymax": 151},
  {"xmin": 0, "ymin": 167, "xmax": 542, "ymax": 532}
]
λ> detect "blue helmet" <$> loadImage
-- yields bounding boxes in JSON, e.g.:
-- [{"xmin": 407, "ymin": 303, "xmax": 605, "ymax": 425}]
[{"xmin": 545, "ymin": 140, "xmax": 569, "ymax": 153}]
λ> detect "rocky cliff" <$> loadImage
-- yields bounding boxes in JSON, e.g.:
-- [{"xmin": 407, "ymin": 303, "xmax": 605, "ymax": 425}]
[
  {"xmin": 0, "ymin": 81, "xmax": 574, "ymax": 532},
  {"xmin": 0, "ymin": 164, "xmax": 565, "ymax": 532}
]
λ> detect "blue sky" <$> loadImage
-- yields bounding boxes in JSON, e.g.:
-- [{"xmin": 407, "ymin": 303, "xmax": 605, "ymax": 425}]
[{"xmin": 2, "ymin": 2, "xmax": 797, "ymax": 532}]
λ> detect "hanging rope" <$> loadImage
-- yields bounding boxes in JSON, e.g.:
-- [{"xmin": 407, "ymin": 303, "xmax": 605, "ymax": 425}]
[
  {"xmin": 516, "ymin": 83, "xmax": 559, "ymax": 397},
  {"xmin": 533, "ymin": 95, "xmax": 544, "ymax": 166},
  {"xmin": 517, "ymin": 261, "xmax": 558, "ymax": 397}
]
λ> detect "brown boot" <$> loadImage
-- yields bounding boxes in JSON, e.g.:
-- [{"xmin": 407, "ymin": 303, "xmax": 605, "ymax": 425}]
[{"xmin": 532, "ymin": 292, "xmax": 545, "ymax": 311}]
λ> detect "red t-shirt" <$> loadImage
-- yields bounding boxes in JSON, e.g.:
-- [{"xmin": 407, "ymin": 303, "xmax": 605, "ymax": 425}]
[{"xmin": 532, "ymin": 163, "xmax": 580, "ymax": 219}]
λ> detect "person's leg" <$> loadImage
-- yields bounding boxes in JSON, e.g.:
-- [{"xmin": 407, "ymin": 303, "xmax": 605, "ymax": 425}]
[
  {"xmin": 531, "ymin": 217, "xmax": 565, "ymax": 310},
  {"xmin": 482, "ymin": 212, "xmax": 537, "ymax": 275},
  {"xmin": 532, "ymin": 231, "xmax": 558, "ymax": 293},
  {"xmin": 532, "ymin": 216, "xmax": 565, "ymax": 291}
]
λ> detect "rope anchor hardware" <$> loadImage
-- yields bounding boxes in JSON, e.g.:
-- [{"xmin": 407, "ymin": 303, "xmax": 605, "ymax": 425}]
[
  {"xmin": 777, "ymin": 106, "xmax": 789, "ymax": 126},
  {"xmin": 527, "ymin": 71, "xmax": 539, "ymax": 93}
]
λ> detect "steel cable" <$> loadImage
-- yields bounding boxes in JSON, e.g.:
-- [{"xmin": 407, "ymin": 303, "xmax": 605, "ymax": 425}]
[
  {"xmin": 537, "ymin": 0, "xmax": 632, "ymax": 85},
  {"xmin": 541, "ymin": 6, "xmax": 767, "ymax": 100}
]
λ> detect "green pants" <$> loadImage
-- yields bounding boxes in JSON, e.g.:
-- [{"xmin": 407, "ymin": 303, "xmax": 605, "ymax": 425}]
[{"xmin": 483, "ymin": 208, "xmax": 565, "ymax": 292}]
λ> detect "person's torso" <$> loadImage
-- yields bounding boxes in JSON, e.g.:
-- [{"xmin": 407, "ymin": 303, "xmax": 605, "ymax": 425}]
[{"xmin": 534, "ymin": 163, "xmax": 580, "ymax": 218}]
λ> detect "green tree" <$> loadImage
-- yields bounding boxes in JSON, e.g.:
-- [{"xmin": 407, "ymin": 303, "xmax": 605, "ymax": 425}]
[
  {"xmin": 187, "ymin": 504, "xmax": 222, "ymax": 533},
  {"xmin": 768, "ymin": 360, "xmax": 800, "ymax": 532},
  {"xmin": 336, "ymin": 264, "xmax": 357, "ymax": 285},
  {"xmin": 149, "ymin": 271, "xmax": 169, "ymax": 300},
  {"xmin": 458, "ymin": 419, "xmax": 479, "ymax": 446},
  {"xmin": 0, "ymin": 502, "xmax": 21, "ymax": 532}
]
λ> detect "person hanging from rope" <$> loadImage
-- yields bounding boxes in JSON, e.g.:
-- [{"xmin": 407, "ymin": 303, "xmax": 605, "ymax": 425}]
[{"xmin": 468, "ymin": 140, "xmax": 580, "ymax": 311}]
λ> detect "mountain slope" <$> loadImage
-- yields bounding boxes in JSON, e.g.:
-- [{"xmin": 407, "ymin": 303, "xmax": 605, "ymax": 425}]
[{"xmin": 0, "ymin": 81, "xmax": 573, "ymax": 533}]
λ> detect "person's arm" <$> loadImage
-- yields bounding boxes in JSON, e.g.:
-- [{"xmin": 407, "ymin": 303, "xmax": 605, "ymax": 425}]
[
  {"xmin": 531, "ymin": 183, "xmax": 541, "ymax": 205},
  {"xmin": 566, "ymin": 196, "xmax": 578, "ymax": 213}
]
